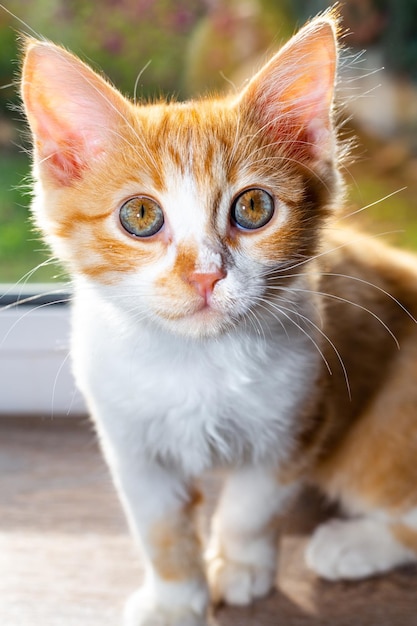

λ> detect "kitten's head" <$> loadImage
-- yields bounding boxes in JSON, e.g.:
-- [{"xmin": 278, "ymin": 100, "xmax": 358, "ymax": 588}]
[{"xmin": 21, "ymin": 11, "xmax": 342, "ymax": 338}]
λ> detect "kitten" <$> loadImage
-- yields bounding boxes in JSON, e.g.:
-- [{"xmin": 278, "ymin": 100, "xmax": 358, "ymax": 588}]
[{"xmin": 21, "ymin": 9, "xmax": 417, "ymax": 626}]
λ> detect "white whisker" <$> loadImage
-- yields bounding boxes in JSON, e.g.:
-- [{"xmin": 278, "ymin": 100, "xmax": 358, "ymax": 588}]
[
  {"xmin": 269, "ymin": 284, "xmax": 400, "ymax": 349},
  {"xmin": 0, "ymin": 297, "xmax": 71, "ymax": 350},
  {"xmin": 263, "ymin": 298, "xmax": 351, "ymax": 399},
  {"xmin": 133, "ymin": 60, "xmax": 152, "ymax": 105},
  {"xmin": 253, "ymin": 297, "xmax": 333, "ymax": 377},
  {"xmin": 270, "ymin": 230, "xmax": 406, "ymax": 275},
  {"xmin": 340, "ymin": 187, "xmax": 407, "ymax": 221},
  {"xmin": 51, "ymin": 351, "xmax": 72, "ymax": 418},
  {"xmin": 266, "ymin": 269, "xmax": 417, "ymax": 325}
]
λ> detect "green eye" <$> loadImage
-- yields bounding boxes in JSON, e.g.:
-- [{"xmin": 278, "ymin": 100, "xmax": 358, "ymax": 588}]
[
  {"xmin": 120, "ymin": 196, "xmax": 164, "ymax": 237},
  {"xmin": 231, "ymin": 188, "xmax": 274, "ymax": 230}
]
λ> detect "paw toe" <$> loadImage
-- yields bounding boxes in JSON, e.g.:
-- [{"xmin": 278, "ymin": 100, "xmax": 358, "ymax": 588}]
[
  {"xmin": 207, "ymin": 556, "xmax": 275, "ymax": 606},
  {"xmin": 124, "ymin": 590, "xmax": 208, "ymax": 626}
]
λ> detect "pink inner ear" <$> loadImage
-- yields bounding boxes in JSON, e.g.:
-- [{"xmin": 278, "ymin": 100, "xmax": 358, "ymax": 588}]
[
  {"xmin": 22, "ymin": 42, "xmax": 126, "ymax": 185},
  {"xmin": 30, "ymin": 102, "xmax": 95, "ymax": 184},
  {"xmin": 241, "ymin": 18, "xmax": 337, "ymax": 162}
]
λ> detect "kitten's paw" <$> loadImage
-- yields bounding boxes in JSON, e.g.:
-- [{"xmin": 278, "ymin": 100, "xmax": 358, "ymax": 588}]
[
  {"xmin": 124, "ymin": 587, "xmax": 209, "ymax": 626},
  {"xmin": 306, "ymin": 517, "xmax": 415, "ymax": 581},
  {"xmin": 207, "ymin": 555, "xmax": 275, "ymax": 606}
]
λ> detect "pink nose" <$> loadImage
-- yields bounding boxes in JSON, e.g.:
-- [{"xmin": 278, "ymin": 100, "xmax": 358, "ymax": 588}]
[{"xmin": 188, "ymin": 269, "xmax": 226, "ymax": 300}]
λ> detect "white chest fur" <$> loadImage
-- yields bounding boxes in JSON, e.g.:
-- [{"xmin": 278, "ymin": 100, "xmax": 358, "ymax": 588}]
[{"xmin": 71, "ymin": 283, "xmax": 321, "ymax": 476}]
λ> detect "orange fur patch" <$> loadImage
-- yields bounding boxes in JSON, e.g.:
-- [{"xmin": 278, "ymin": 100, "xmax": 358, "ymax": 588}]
[
  {"xmin": 148, "ymin": 488, "xmax": 204, "ymax": 582},
  {"xmin": 153, "ymin": 241, "xmax": 202, "ymax": 319},
  {"xmin": 311, "ymin": 232, "xmax": 417, "ymax": 514},
  {"xmin": 391, "ymin": 523, "xmax": 417, "ymax": 554}
]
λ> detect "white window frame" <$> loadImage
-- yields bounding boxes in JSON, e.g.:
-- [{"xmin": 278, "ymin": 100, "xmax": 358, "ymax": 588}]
[{"xmin": 0, "ymin": 284, "xmax": 86, "ymax": 416}]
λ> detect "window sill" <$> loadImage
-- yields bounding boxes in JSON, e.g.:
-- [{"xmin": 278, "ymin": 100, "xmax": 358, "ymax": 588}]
[{"xmin": 0, "ymin": 284, "xmax": 86, "ymax": 416}]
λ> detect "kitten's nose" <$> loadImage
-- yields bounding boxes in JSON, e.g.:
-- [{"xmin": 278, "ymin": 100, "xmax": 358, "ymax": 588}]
[{"xmin": 188, "ymin": 269, "xmax": 226, "ymax": 300}]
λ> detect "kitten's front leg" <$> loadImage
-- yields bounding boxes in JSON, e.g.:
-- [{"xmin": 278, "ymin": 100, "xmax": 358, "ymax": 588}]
[
  {"xmin": 99, "ymin": 433, "xmax": 210, "ymax": 626},
  {"xmin": 206, "ymin": 466, "xmax": 298, "ymax": 606}
]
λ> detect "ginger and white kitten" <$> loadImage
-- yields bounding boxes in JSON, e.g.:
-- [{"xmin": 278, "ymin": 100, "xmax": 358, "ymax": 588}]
[{"xmin": 21, "ymin": 11, "xmax": 417, "ymax": 626}]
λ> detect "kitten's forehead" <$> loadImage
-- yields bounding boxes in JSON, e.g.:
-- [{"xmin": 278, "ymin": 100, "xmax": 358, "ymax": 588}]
[{"xmin": 137, "ymin": 101, "xmax": 239, "ymax": 186}]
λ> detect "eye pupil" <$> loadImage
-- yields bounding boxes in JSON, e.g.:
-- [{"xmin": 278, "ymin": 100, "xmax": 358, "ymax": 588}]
[
  {"xmin": 231, "ymin": 188, "xmax": 274, "ymax": 230},
  {"xmin": 120, "ymin": 196, "xmax": 164, "ymax": 238}
]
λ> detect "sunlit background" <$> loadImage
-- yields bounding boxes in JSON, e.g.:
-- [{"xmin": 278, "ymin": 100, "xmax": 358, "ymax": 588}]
[{"xmin": 1, "ymin": 0, "xmax": 417, "ymax": 283}]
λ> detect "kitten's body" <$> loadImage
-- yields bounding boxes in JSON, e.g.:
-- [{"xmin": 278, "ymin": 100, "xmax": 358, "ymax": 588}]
[
  {"xmin": 21, "ymin": 11, "xmax": 417, "ymax": 626},
  {"xmin": 72, "ymin": 225, "xmax": 417, "ymax": 484}
]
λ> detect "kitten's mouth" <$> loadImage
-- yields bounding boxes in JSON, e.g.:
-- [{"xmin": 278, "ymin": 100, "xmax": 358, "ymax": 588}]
[
  {"xmin": 184, "ymin": 300, "xmax": 221, "ymax": 321},
  {"xmin": 155, "ymin": 299, "xmax": 232, "ymax": 337},
  {"xmin": 194, "ymin": 300, "xmax": 214, "ymax": 313},
  {"xmin": 156, "ymin": 300, "xmax": 218, "ymax": 322}
]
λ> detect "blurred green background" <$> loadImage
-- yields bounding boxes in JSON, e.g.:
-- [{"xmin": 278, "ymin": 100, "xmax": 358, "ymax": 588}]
[{"xmin": 1, "ymin": 0, "xmax": 417, "ymax": 284}]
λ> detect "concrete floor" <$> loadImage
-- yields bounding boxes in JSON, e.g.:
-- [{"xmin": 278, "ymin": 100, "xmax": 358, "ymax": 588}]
[{"xmin": 0, "ymin": 416, "xmax": 416, "ymax": 626}]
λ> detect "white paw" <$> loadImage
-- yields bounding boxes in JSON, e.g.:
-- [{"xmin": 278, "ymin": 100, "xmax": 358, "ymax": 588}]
[
  {"xmin": 124, "ymin": 588, "xmax": 209, "ymax": 626},
  {"xmin": 306, "ymin": 517, "xmax": 415, "ymax": 581},
  {"xmin": 207, "ymin": 555, "xmax": 275, "ymax": 606}
]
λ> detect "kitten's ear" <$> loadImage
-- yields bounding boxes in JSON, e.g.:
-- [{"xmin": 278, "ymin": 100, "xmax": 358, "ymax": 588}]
[
  {"xmin": 21, "ymin": 39, "xmax": 131, "ymax": 185},
  {"xmin": 238, "ymin": 15, "xmax": 338, "ymax": 164}
]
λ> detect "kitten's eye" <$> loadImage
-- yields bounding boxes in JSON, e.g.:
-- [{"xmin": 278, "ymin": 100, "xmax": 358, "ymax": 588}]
[
  {"xmin": 119, "ymin": 196, "xmax": 164, "ymax": 237},
  {"xmin": 231, "ymin": 188, "xmax": 274, "ymax": 230}
]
